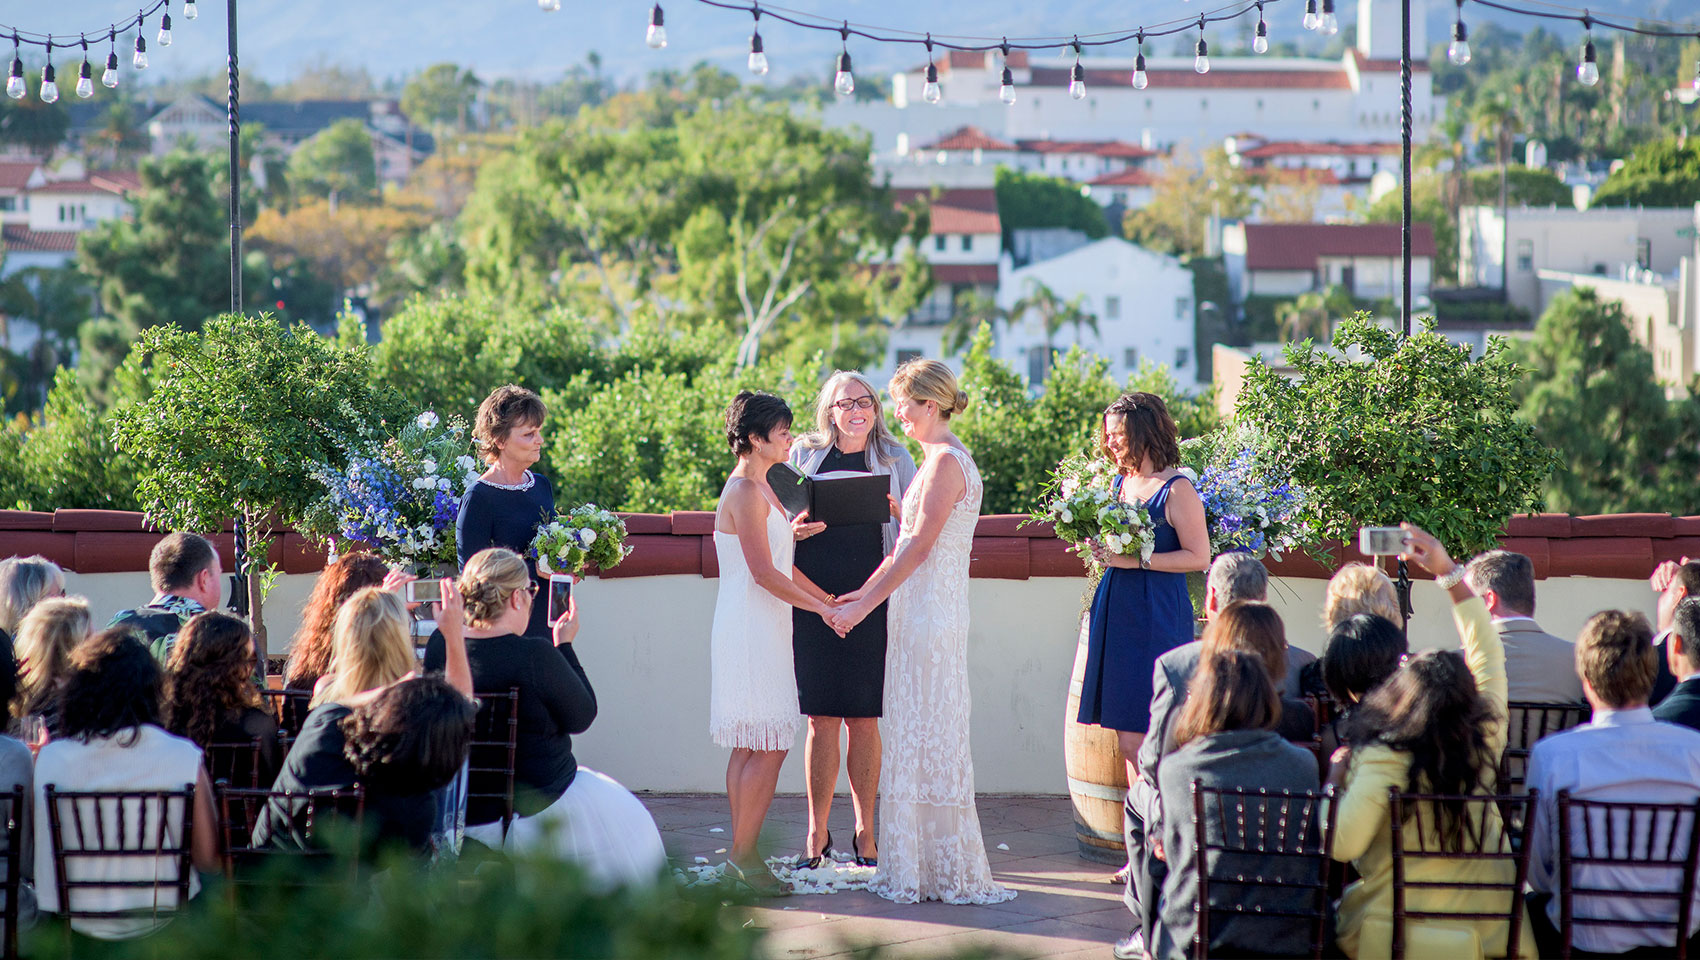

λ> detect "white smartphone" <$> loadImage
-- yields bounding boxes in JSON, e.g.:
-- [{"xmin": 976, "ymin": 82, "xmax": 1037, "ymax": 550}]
[
  {"xmin": 1358, "ymin": 526, "xmax": 1408, "ymax": 556},
  {"xmin": 406, "ymin": 579, "xmax": 443, "ymax": 604},
  {"xmin": 548, "ymin": 574, "xmax": 574, "ymax": 624}
]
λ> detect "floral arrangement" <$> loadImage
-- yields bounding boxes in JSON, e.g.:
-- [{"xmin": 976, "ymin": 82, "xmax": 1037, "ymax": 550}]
[
  {"xmin": 1030, "ymin": 454, "xmax": 1156, "ymax": 565},
  {"xmin": 532, "ymin": 504, "xmax": 633, "ymax": 577},
  {"xmin": 1179, "ymin": 424, "xmax": 1313, "ymax": 560},
  {"xmin": 304, "ymin": 411, "xmax": 482, "ymax": 568}
]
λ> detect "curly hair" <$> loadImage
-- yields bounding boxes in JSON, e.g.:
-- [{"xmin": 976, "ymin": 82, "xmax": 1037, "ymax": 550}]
[
  {"xmin": 458, "ymin": 548, "xmax": 531, "ymax": 627},
  {"xmin": 58, "ymin": 628, "xmax": 163, "ymax": 745},
  {"xmin": 286, "ymin": 554, "xmax": 388, "ymax": 689},
  {"xmin": 165, "ymin": 611, "xmax": 260, "ymax": 749},
  {"xmin": 341, "ymin": 675, "xmax": 475, "ymax": 796},
  {"xmin": 1099, "ymin": 393, "xmax": 1180, "ymax": 472},
  {"xmin": 473, "ymin": 385, "xmax": 547, "ymax": 464}
]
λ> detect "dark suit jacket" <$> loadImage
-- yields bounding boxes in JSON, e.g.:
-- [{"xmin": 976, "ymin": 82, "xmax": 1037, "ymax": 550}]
[{"xmin": 1654, "ymin": 677, "xmax": 1700, "ymax": 732}]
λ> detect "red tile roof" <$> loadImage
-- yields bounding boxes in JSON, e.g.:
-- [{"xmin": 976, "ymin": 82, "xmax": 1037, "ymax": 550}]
[
  {"xmin": 1246, "ymin": 168, "xmax": 1345, "ymax": 186},
  {"xmin": 1242, "ymin": 222, "xmax": 1436, "ymax": 271},
  {"xmin": 1030, "ymin": 66, "xmax": 1353, "ymax": 90},
  {"xmin": 1016, "ymin": 139, "xmax": 1156, "ymax": 159},
  {"xmin": 1239, "ymin": 140, "xmax": 1400, "ymax": 159},
  {"xmin": 893, "ymin": 187, "xmax": 1001, "ymax": 235},
  {"xmin": 937, "ymin": 50, "xmax": 1029, "ymax": 72},
  {"xmin": 0, "ymin": 162, "xmax": 38, "ymax": 192},
  {"xmin": 932, "ymin": 263, "xmax": 1000, "ymax": 285},
  {"xmin": 1089, "ymin": 169, "xmax": 1159, "ymax": 187},
  {"xmin": 918, "ymin": 126, "xmax": 1017, "ymax": 152},
  {"xmin": 1, "ymin": 225, "xmax": 79, "ymax": 253},
  {"xmin": 1350, "ymin": 49, "xmax": 1428, "ymax": 73},
  {"xmin": 30, "ymin": 178, "xmax": 129, "ymax": 196}
]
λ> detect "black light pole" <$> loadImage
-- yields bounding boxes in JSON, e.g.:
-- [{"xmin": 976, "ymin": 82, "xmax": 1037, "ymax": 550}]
[
  {"xmin": 226, "ymin": 0, "xmax": 250, "ymax": 621},
  {"xmin": 1398, "ymin": 0, "xmax": 1415, "ymax": 631}
]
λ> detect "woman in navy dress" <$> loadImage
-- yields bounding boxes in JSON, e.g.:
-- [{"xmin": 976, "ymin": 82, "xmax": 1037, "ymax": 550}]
[
  {"xmin": 1079, "ymin": 392, "xmax": 1210, "ymax": 787},
  {"xmin": 457, "ymin": 385, "xmax": 555, "ymax": 639}
]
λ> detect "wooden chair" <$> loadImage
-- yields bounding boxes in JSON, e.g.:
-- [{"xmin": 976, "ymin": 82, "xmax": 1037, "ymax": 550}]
[
  {"xmin": 468, "ymin": 688, "xmax": 521, "ymax": 838},
  {"xmin": 214, "ymin": 782, "xmax": 364, "ymax": 898},
  {"xmin": 1496, "ymin": 702, "xmax": 1591, "ymax": 796},
  {"xmin": 1555, "ymin": 790, "xmax": 1700, "ymax": 960},
  {"xmin": 1191, "ymin": 782, "xmax": 1338, "ymax": 960},
  {"xmin": 1387, "ymin": 788, "xmax": 1536, "ymax": 960},
  {"xmin": 204, "ymin": 736, "xmax": 265, "ymax": 790},
  {"xmin": 0, "ymin": 786, "xmax": 26, "ymax": 960},
  {"xmin": 255, "ymin": 688, "xmax": 316, "ymax": 749},
  {"xmin": 42, "ymin": 784, "xmax": 198, "ymax": 943}
]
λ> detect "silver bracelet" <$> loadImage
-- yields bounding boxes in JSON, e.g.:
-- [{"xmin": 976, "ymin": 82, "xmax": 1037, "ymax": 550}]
[{"xmin": 1435, "ymin": 564, "xmax": 1467, "ymax": 590}]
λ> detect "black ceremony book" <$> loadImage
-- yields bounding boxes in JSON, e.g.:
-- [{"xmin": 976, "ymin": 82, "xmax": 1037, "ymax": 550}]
[{"xmin": 766, "ymin": 464, "xmax": 891, "ymax": 527}]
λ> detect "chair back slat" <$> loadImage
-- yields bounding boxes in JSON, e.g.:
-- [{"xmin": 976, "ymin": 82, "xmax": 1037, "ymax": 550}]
[
  {"xmin": 215, "ymin": 782, "xmax": 364, "ymax": 898},
  {"xmin": 205, "ymin": 737, "xmax": 265, "ymax": 791},
  {"xmin": 1190, "ymin": 782, "xmax": 1338, "ymax": 960},
  {"xmin": 1387, "ymin": 788, "xmax": 1535, "ymax": 960},
  {"xmin": 469, "ymin": 688, "xmax": 521, "ymax": 835},
  {"xmin": 255, "ymin": 688, "xmax": 316, "ymax": 749},
  {"xmin": 42, "ymin": 784, "xmax": 197, "ymax": 937},
  {"xmin": 0, "ymin": 786, "xmax": 25, "ymax": 960},
  {"xmin": 1497, "ymin": 702, "xmax": 1591, "ymax": 796},
  {"xmin": 1556, "ymin": 790, "xmax": 1700, "ymax": 960}
]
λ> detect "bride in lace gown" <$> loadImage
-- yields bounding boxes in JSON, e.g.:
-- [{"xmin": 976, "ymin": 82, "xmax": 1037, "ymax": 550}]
[{"xmin": 829, "ymin": 359, "xmax": 1014, "ymax": 905}]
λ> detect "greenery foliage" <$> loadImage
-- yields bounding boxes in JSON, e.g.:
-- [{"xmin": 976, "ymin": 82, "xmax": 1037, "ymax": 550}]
[
  {"xmin": 1234, "ymin": 315, "xmax": 1556, "ymax": 557},
  {"xmin": 1590, "ymin": 138, "xmax": 1700, "ymax": 208},
  {"xmin": 992, "ymin": 167, "xmax": 1110, "ymax": 249},
  {"xmin": 287, "ymin": 118, "xmax": 380, "ymax": 204}
]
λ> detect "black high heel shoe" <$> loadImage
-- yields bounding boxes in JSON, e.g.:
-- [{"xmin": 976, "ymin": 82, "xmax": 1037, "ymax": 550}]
[
  {"xmin": 851, "ymin": 832, "xmax": 877, "ymax": 868},
  {"xmin": 794, "ymin": 830, "xmax": 833, "ymax": 870}
]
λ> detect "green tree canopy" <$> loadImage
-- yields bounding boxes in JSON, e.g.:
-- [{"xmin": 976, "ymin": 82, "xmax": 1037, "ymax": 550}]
[
  {"xmin": 1122, "ymin": 148, "xmax": 1252, "ymax": 258},
  {"xmin": 993, "ymin": 168, "xmax": 1110, "ymax": 249},
  {"xmin": 1465, "ymin": 166, "xmax": 1572, "ymax": 207},
  {"xmin": 287, "ymin": 118, "xmax": 378, "ymax": 204},
  {"xmin": 0, "ymin": 95, "xmax": 69, "ymax": 157},
  {"xmin": 1513, "ymin": 287, "xmax": 1700, "ymax": 514},
  {"xmin": 401, "ymin": 63, "xmax": 481, "ymax": 132},
  {"xmin": 1591, "ymin": 138, "xmax": 1700, "ymax": 208}
]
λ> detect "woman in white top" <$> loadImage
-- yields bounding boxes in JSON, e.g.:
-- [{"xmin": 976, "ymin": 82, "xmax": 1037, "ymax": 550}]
[
  {"xmin": 33, "ymin": 628, "xmax": 220, "ymax": 941},
  {"xmin": 711, "ymin": 391, "xmax": 839, "ymax": 897}
]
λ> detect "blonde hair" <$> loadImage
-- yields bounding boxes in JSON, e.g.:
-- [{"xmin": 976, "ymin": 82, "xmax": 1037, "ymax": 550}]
[
  {"xmin": 313, "ymin": 588, "xmax": 412, "ymax": 708},
  {"xmin": 797, "ymin": 371, "xmax": 902, "ymax": 466},
  {"xmin": 458, "ymin": 548, "xmax": 532, "ymax": 626},
  {"xmin": 14, "ymin": 596, "xmax": 90, "ymax": 718},
  {"xmin": 1324, "ymin": 563, "xmax": 1401, "ymax": 629},
  {"xmin": 0, "ymin": 556, "xmax": 65, "ymax": 636},
  {"xmin": 889, "ymin": 359, "xmax": 968, "ymax": 420}
]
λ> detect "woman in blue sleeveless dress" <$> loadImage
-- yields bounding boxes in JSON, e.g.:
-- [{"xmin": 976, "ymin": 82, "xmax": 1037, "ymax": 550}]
[{"xmin": 1078, "ymin": 393, "xmax": 1211, "ymax": 784}]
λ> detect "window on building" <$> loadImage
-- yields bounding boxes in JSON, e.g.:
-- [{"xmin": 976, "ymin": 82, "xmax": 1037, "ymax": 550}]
[
  {"xmin": 934, "ymin": 235, "xmax": 947, "ymax": 252},
  {"xmin": 1112, "ymin": 190, "xmax": 1127, "ymax": 206},
  {"xmin": 1105, "ymin": 296, "xmax": 1121, "ymax": 319},
  {"xmin": 1175, "ymin": 347, "xmax": 1190, "ymax": 369},
  {"xmin": 1124, "ymin": 347, "xmax": 1140, "ymax": 369},
  {"xmin": 896, "ymin": 348, "xmax": 924, "ymax": 366},
  {"xmin": 1028, "ymin": 348, "xmax": 1050, "ymax": 384},
  {"xmin": 1516, "ymin": 239, "xmax": 1534, "ymax": 272},
  {"xmin": 1637, "ymin": 238, "xmax": 1653, "ymax": 270},
  {"xmin": 0, "ymin": 197, "xmax": 13, "ymax": 211},
  {"xmin": 960, "ymin": 235, "xmax": 972, "ymax": 252},
  {"xmin": 1175, "ymin": 298, "xmax": 1190, "ymax": 320}
]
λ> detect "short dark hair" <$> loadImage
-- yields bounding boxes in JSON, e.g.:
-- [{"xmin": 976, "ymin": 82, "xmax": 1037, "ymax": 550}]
[
  {"xmin": 341, "ymin": 676, "xmax": 475, "ymax": 796},
  {"xmin": 57, "ymin": 628, "xmax": 163, "ymax": 744},
  {"xmin": 725, "ymin": 391, "xmax": 792, "ymax": 457},
  {"xmin": 1100, "ymin": 392, "xmax": 1180, "ymax": 472},
  {"xmin": 1322, "ymin": 613, "xmax": 1408, "ymax": 705},
  {"xmin": 1465, "ymin": 550, "xmax": 1536, "ymax": 616},
  {"xmin": 1576, "ymin": 610, "xmax": 1656, "ymax": 708},
  {"xmin": 473, "ymin": 385, "xmax": 547, "ymax": 464},
  {"xmin": 1674, "ymin": 562, "xmax": 1700, "ymax": 597},
  {"xmin": 150, "ymin": 532, "xmax": 217, "ymax": 595},
  {"xmin": 1675, "ymin": 598, "xmax": 1700, "ymax": 673}
]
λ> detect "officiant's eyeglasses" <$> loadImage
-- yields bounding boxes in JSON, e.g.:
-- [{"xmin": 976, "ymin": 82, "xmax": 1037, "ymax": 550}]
[{"xmin": 830, "ymin": 397, "xmax": 877, "ymax": 411}]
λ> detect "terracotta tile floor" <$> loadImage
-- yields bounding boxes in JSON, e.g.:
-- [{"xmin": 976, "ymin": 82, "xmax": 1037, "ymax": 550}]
[{"xmin": 643, "ymin": 793, "xmax": 1128, "ymax": 959}]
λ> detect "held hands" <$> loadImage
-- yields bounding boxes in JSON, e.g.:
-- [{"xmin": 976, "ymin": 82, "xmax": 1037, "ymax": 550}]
[
  {"xmin": 550, "ymin": 596, "xmax": 580, "ymax": 646},
  {"xmin": 791, "ymin": 510, "xmax": 827, "ymax": 542},
  {"xmin": 1084, "ymin": 539, "xmax": 1141, "ymax": 570},
  {"xmin": 888, "ymin": 494, "xmax": 902, "ymax": 519},
  {"xmin": 828, "ymin": 598, "xmax": 872, "ymax": 638},
  {"xmin": 382, "ymin": 568, "xmax": 420, "ymax": 609}
]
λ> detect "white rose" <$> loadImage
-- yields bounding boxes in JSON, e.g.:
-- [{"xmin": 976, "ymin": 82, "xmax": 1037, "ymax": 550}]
[
  {"xmin": 411, "ymin": 477, "xmax": 434, "ymax": 490},
  {"xmin": 417, "ymin": 412, "xmax": 439, "ymax": 429},
  {"xmin": 437, "ymin": 478, "xmax": 452, "ymax": 491},
  {"xmin": 1060, "ymin": 507, "xmax": 1073, "ymax": 523},
  {"xmin": 421, "ymin": 459, "xmax": 437, "ymax": 475},
  {"xmin": 579, "ymin": 527, "xmax": 598, "ymax": 546},
  {"xmin": 457, "ymin": 455, "xmax": 477, "ymax": 472}
]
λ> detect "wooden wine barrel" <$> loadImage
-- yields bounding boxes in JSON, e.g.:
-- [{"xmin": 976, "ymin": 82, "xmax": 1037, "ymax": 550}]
[{"xmin": 1064, "ymin": 614, "xmax": 1129, "ymax": 864}]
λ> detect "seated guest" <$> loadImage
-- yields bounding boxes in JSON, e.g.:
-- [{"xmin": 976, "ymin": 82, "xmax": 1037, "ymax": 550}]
[
  {"xmin": 1465, "ymin": 550, "xmax": 1583, "ymax": 705},
  {"xmin": 0, "ymin": 628, "xmax": 36, "ymax": 940},
  {"xmin": 424, "ymin": 548, "xmax": 666, "ymax": 889},
  {"xmin": 1319, "ymin": 614, "xmax": 1408, "ymax": 713},
  {"xmin": 1327, "ymin": 525, "xmax": 1533, "ymax": 959},
  {"xmin": 164, "ymin": 612, "xmax": 282, "ymax": 788},
  {"xmin": 11, "ymin": 597, "xmax": 92, "ymax": 728},
  {"xmin": 1655, "ymin": 598, "xmax": 1700, "ymax": 731},
  {"xmin": 255, "ymin": 676, "xmax": 474, "ymax": 856},
  {"xmin": 1152, "ymin": 650, "xmax": 1323, "ymax": 960},
  {"xmin": 1526, "ymin": 610, "xmax": 1700, "ymax": 956},
  {"xmin": 33, "ymin": 630, "xmax": 220, "ymax": 940},
  {"xmin": 283, "ymin": 554, "xmax": 389, "ymax": 692},
  {"xmin": 108, "ymin": 533, "xmax": 223, "ymax": 662},
  {"xmin": 1648, "ymin": 558, "xmax": 1700, "ymax": 705},
  {"xmin": 0, "ymin": 556, "xmax": 64, "ymax": 647},
  {"xmin": 1323, "ymin": 562, "xmax": 1401, "ymax": 631},
  {"xmin": 255, "ymin": 584, "xmax": 471, "ymax": 856},
  {"xmin": 1200, "ymin": 552, "xmax": 1315, "ymax": 695}
]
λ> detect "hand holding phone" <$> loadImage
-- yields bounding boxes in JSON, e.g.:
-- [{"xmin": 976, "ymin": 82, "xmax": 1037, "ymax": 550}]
[
  {"xmin": 405, "ymin": 578, "xmax": 444, "ymax": 604},
  {"xmin": 1357, "ymin": 526, "xmax": 1407, "ymax": 557},
  {"xmin": 548, "ymin": 574, "xmax": 574, "ymax": 627}
]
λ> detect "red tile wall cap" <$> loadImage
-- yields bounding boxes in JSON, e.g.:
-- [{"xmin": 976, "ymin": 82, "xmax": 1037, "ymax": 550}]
[
  {"xmin": 698, "ymin": 536, "xmax": 720, "ymax": 579},
  {"xmin": 1655, "ymin": 538, "xmax": 1700, "ymax": 566},
  {"xmin": 1496, "ymin": 537, "xmax": 1551, "ymax": 581},
  {"xmin": 1671, "ymin": 517, "xmax": 1700, "ymax": 537},
  {"xmin": 969, "ymin": 537, "xmax": 1030, "ymax": 580},
  {"xmin": 1546, "ymin": 537, "xmax": 1653, "ymax": 579},
  {"xmin": 671, "ymin": 511, "xmax": 716, "ymax": 536},
  {"xmin": 975, "ymin": 515, "xmax": 1054, "ymax": 538},
  {"xmin": 599, "ymin": 536, "xmax": 700, "ymax": 579},
  {"xmin": 621, "ymin": 513, "xmax": 673, "ymax": 535},
  {"xmin": 1504, "ymin": 513, "xmax": 1574, "ymax": 538},
  {"xmin": 1570, "ymin": 514, "xmax": 1675, "ymax": 539},
  {"xmin": 0, "ymin": 511, "xmax": 53, "ymax": 531},
  {"xmin": 2, "ymin": 533, "xmax": 73, "ymax": 569},
  {"xmin": 54, "ymin": 509, "xmax": 151, "ymax": 533},
  {"xmin": 1028, "ymin": 538, "xmax": 1087, "ymax": 577}
]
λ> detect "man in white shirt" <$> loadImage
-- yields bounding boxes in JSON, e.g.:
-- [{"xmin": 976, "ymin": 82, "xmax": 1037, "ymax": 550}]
[
  {"xmin": 1526, "ymin": 610, "xmax": 1700, "ymax": 956},
  {"xmin": 1464, "ymin": 550, "xmax": 1582, "ymax": 704}
]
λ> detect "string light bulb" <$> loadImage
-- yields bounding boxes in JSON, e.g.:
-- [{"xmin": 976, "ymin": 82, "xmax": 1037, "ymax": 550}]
[
  {"xmin": 1320, "ymin": 0, "xmax": 1339, "ymax": 37},
  {"xmin": 6, "ymin": 36, "xmax": 23, "ymax": 101},
  {"xmin": 39, "ymin": 55, "xmax": 57, "ymax": 104},
  {"xmin": 1448, "ymin": 0, "xmax": 1470, "ymax": 65},
  {"xmin": 834, "ymin": 26, "xmax": 854, "ymax": 97},
  {"xmin": 1254, "ymin": 7, "xmax": 1269, "ymax": 54},
  {"xmin": 1068, "ymin": 40, "xmax": 1085, "ymax": 100},
  {"xmin": 1303, "ymin": 0, "xmax": 1320, "ymax": 32},
  {"xmin": 1194, "ymin": 20, "xmax": 1210, "ymax": 75},
  {"xmin": 134, "ymin": 16, "xmax": 148, "ymax": 70},
  {"xmin": 183, "ymin": 0, "xmax": 198, "ymax": 20},
  {"xmin": 76, "ymin": 40, "xmax": 93, "ymax": 98},
  {"xmin": 1131, "ymin": 33, "xmax": 1148, "ymax": 90},
  {"xmin": 998, "ymin": 41, "xmax": 1016, "ymax": 104},
  {"xmin": 645, "ymin": 5, "xmax": 666, "ymax": 49},
  {"xmin": 1577, "ymin": 24, "xmax": 1598, "ymax": 86},
  {"xmin": 538, "ymin": 0, "xmax": 561, "ymax": 10},
  {"xmin": 748, "ymin": 9, "xmax": 767, "ymax": 76},
  {"xmin": 157, "ymin": 4, "xmax": 172, "ymax": 47},
  {"xmin": 923, "ymin": 37, "xmax": 941, "ymax": 104}
]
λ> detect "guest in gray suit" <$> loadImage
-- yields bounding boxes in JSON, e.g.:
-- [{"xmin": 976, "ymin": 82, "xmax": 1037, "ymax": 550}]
[
  {"xmin": 1152, "ymin": 649, "xmax": 1323, "ymax": 960},
  {"xmin": 1464, "ymin": 551, "xmax": 1584, "ymax": 704}
]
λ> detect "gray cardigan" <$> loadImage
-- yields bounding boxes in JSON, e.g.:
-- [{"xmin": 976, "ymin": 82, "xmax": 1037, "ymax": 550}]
[
  {"xmin": 789, "ymin": 437, "xmax": 918, "ymax": 555},
  {"xmin": 1153, "ymin": 729, "xmax": 1324, "ymax": 960}
]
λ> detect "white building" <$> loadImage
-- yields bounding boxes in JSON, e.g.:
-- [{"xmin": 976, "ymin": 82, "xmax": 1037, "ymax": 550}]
[
  {"xmin": 0, "ymin": 162, "xmax": 44, "ymax": 225},
  {"xmin": 1460, "ymin": 204, "xmax": 1697, "ymax": 317},
  {"xmin": 1223, "ymin": 222, "xmax": 1434, "ymax": 303},
  {"xmin": 26, "ymin": 172, "xmax": 137, "ymax": 233}
]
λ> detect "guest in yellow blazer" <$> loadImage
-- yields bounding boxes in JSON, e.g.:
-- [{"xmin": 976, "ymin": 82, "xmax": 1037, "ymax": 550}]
[{"xmin": 1325, "ymin": 524, "xmax": 1535, "ymax": 960}]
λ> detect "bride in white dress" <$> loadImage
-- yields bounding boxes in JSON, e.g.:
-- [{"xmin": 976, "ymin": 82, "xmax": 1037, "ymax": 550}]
[{"xmin": 829, "ymin": 360, "xmax": 1014, "ymax": 905}]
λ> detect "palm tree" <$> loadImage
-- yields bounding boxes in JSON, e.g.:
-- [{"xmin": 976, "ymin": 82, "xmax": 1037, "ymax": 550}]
[
  {"xmin": 1470, "ymin": 95, "xmax": 1523, "ymax": 290},
  {"xmin": 942, "ymin": 288, "xmax": 1007, "ymax": 357},
  {"xmin": 1009, "ymin": 279, "xmax": 1098, "ymax": 381},
  {"xmin": 1275, "ymin": 285, "xmax": 1353, "ymax": 343}
]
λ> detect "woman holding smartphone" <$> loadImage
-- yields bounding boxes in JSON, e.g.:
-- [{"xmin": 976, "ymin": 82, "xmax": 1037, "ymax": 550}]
[{"xmin": 457, "ymin": 385, "xmax": 554, "ymax": 638}]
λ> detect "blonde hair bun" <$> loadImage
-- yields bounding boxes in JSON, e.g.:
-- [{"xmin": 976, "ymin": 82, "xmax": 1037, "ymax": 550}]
[
  {"xmin": 458, "ymin": 548, "xmax": 532, "ymax": 626},
  {"xmin": 890, "ymin": 358, "xmax": 967, "ymax": 421},
  {"xmin": 952, "ymin": 389, "xmax": 969, "ymax": 416}
]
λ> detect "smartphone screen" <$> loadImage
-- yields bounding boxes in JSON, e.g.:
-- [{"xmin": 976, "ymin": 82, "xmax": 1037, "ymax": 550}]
[
  {"xmin": 548, "ymin": 574, "xmax": 573, "ymax": 624},
  {"xmin": 406, "ymin": 579, "xmax": 443, "ymax": 604}
]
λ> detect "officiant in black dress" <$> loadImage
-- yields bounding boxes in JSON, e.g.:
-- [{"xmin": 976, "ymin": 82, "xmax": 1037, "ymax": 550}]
[
  {"xmin": 457, "ymin": 385, "xmax": 555, "ymax": 639},
  {"xmin": 786, "ymin": 371, "xmax": 918, "ymax": 870}
]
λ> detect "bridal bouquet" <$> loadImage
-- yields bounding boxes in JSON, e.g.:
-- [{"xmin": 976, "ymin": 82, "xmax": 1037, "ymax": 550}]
[
  {"xmin": 304, "ymin": 411, "xmax": 482, "ymax": 569},
  {"xmin": 1032, "ymin": 455, "xmax": 1156, "ymax": 564},
  {"xmin": 1180, "ymin": 425, "xmax": 1312, "ymax": 560},
  {"xmin": 532, "ymin": 504, "xmax": 633, "ymax": 577}
]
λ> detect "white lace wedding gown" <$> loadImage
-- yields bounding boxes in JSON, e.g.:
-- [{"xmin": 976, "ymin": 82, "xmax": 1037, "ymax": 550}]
[{"xmin": 872, "ymin": 445, "xmax": 1014, "ymax": 905}]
